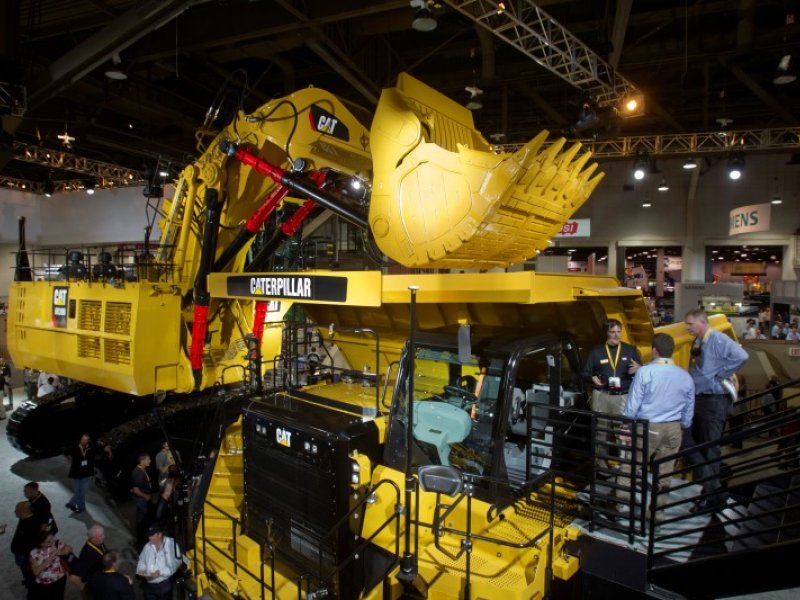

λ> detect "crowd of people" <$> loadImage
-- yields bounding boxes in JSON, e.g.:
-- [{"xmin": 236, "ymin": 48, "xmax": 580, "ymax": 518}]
[
  {"xmin": 583, "ymin": 308, "xmax": 750, "ymax": 521},
  {"xmin": 6, "ymin": 432, "xmax": 185, "ymax": 599}
]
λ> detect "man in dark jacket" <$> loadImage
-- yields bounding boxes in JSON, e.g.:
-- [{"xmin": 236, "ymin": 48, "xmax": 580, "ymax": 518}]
[
  {"xmin": 11, "ymin": 500, "xmax": 40, "ymax": 593},
  {"xmin": 65, "ymin": 433, "xmax": 96, "ymax": 513},
  {"xmin": 69, "ymin": 524, "xmax": 107, "ymax": 591},
  {"xmin": 89, "ymin": 551, "xmax": 135, "ymax": 599},
  {"xmin": 23, "ymin": 482, "xmax": 57, "ymax": 535}
]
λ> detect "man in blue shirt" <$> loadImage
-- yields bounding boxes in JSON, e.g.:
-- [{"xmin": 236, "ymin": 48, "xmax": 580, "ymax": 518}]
[
  {"xmin": 683, "ymin": 309, "xmax": 749, "ymax": 512},
  {"xmin": 615, "ymin": 333, "xmax": 694, "ymax": 520}
]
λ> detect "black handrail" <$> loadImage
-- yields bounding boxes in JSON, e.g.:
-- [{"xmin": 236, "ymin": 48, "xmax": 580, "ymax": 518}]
[{"xmin": 645, "ymin": 378, "xmax": 800, "ymax": 586}]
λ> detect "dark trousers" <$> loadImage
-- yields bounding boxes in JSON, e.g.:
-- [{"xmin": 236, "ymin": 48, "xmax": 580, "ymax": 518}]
[
  {"xmin": 683, "ymin": 394, "xmax": 729, "ymax": 495},
  {"xmin": 33, "ymin": 576, "xmax": 66, "ymax": 600},
  {"xmin": 135, "ymin": 500, "xmax": 152, "ymax": 546},
  {"xmin": 143, "ymin": 578, "xmax": 173, "ymax": 600}
]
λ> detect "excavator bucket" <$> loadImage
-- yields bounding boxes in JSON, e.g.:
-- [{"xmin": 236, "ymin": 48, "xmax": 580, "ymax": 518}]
[{"xmin": 369, "ymin": 73, "xmax": 604, "ymax": 270}]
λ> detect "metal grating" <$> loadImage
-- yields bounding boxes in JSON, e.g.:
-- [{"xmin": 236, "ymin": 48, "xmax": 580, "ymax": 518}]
[
  {"xmin": 78, "ymin": 300, "xmax": 102, "ymax": 331},
  {"xmin": 77, "ymin": 335, "xmax": 101, "ymax": 359},
  {"xmin": 104, "ymin": 302, "xmax": 132, "ymax": 335},
  {"xmin": 104, "ymin": 339, "xmax": 131, "ymax": 364}
]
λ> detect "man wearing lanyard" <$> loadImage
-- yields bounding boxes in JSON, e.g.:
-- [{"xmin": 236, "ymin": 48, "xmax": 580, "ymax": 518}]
[
  {"xmin": 684, "ymin": 309, "xmax": 748, "ymax": 512},
  {"xmin": 69, "ymin": 524, "xmax": 107, "ymax": 592},
  {"xmin": 131, "ymin": 453, "xmax": 154, "ymax": 546},
  {"xmin": 582, "ymin": 319, "xmax": 642, "ymax": 474},
  {"xmin": 615, "ymin": 333, "xmax": 695, "ymax": 521},
  {"xmin": 66, "ymin": 433, "xmax": 96, "ymax": 513}
]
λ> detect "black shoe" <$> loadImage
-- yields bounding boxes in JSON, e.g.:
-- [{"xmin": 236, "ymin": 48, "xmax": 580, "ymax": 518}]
[
  {"xmin": 65, "ymin": 503, "xmax": 75, "ymax": 511},
  {"xmin": 689, "ymin": 496, "xmax": 726, "ymax": 514},
  {"xmin": 73, "ymin": 507, "xmax": 84, "ymax": 514}
]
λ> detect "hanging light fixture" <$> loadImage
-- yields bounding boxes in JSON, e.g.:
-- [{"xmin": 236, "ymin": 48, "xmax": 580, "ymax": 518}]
[
  {"xmin": 683, "ymin": 157, "xmax": 697, "ymax": 169},
  {"xmin": 104, "ymin": 53, "xmax": 128, "ymax": 81},
  {"xmin": 657, "ymin": 177, "xmax": 669, "ymax": 191},
  {"xmin": 632, "ymin": 153, "xmax": 648, "ymax": 180},
  {"xmin": 85, "ymin": 179, "xmax": 96, "ymax": 195},
  {"xmin": 410, "ymin": 0, "xmax": 437, "ymax": 32},
  {"xmin": 774, "ymin": 14, "xmax": 797, "ymax": 85},
  {"xmin": 727, "ymin": 153, "xmax": 745, "ymax": 180}
]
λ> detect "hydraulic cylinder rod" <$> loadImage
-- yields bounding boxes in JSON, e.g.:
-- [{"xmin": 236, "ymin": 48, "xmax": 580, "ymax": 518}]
[{"xmin": 218, "ymin": 140, "xmax": 368, "ymax": 230}]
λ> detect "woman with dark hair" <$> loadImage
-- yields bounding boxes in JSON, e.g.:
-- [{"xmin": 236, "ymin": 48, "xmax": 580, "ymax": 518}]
[{"xmin": 29, "ymin": 530, "xmax": 72, "ymax": 599}]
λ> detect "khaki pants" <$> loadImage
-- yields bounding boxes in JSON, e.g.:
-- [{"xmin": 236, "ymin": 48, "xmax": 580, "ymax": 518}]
[
  {"xmin": 590, "ymin": 389, "xmax": 627, "ymax": 469},
  {"xmin": 616, "ymin": 421, "xmax": 682, "ymax": 509}
]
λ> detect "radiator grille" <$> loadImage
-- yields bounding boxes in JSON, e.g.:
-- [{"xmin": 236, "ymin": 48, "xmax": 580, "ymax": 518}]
[
  {"xmin": 78, "ymin": 300, "xmax": 102, "ymax": 330},
  {"xmin": 104, "ymin": 339, "xmax": 131, "ymax": 364},
  {"xmin": 104, "ymin": 302, "xmax": 132, "ymax": 335},
  {"xmin": 77, "ymin": 335, "xmax": 101, "ymax": 359}
]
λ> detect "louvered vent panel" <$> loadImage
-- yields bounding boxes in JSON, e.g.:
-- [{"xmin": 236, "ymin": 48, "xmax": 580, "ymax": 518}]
[
  {"xmin": 78, "ymin": 300, "xmax": 102, "ymax": 331},
  {"xmin": 77, "ymin": 335, "xmax": 101, "ymax": 359},
  {"xmin": 104, "ymin": 302, "xmax": 132, "ymax": 335},
  {"xmin": 104, "ymin": 339, "xmax": 131, "ymax": 365}
]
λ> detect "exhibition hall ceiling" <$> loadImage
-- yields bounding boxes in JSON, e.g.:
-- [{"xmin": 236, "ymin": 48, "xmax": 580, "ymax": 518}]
[{"xmin": 3, "ymin": 0, "xmax": 799, "ymax": 188}]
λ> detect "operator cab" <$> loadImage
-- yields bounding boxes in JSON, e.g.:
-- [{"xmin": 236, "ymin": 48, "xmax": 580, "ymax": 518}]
[{"xmin": 384, "ymin": 332, "xmax": 586, "ymax": 503}]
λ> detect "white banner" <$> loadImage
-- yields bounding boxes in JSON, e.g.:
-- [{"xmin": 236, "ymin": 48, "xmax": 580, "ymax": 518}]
[
  {"xmin": 555, "ymin": 219, "xmax": 591, "ymax": 238},
  {"xmin": 729, "ymin": 203, "xmax": 771, "ymax": 236}
]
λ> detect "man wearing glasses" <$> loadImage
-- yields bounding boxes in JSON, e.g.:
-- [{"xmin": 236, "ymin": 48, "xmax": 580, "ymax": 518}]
[{"xmin": 683, "ymin": 309, "xmax": 748, "ymax": 513}]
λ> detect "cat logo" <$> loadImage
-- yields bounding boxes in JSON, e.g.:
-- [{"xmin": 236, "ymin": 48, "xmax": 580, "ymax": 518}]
[
  {"xmin": 317, "ymin": 115, "xmax": 339, "ymax": 135},
  {"xmin": 309, "ymin": 105, "xmax": 349, "ymax": 141},
  {"xmin": 53, "ymin": 288, "xmax": 68, "ymax": 306},
  {"xmin": 276, "ymin": 427, "xmax": 292, "ymax": 447}
]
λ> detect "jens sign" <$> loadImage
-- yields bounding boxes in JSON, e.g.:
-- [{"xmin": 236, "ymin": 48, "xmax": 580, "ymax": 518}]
[{"xmin": 729, "ymin": 203, "xmax": 770, "ymax": 236}]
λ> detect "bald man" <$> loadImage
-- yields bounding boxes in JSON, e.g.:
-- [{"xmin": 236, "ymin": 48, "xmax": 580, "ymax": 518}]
[{"xmin": 70, "ymin": 524, "xmax": 108, "ymax": 591}]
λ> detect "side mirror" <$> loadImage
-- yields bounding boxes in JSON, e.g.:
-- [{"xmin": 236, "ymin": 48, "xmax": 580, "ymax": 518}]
[{"xmin": 418, "ymin": 465, "xmax": 463, "ymax": 497}]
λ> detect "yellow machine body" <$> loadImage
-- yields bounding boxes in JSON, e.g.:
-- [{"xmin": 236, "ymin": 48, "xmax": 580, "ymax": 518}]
[
  {"xmin": 190, "ymin": 270, "xmax": 736, "ymax": 599},
  {"xmin": 2, "ymin": 71, "xmax": 738, "ymax": 599}
]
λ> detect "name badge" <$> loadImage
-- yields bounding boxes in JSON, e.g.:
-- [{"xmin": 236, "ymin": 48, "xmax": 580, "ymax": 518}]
[
  {"xmin": 608, "ymin": 376, "xmax": 621, "ymax": 389},
  {"xmin": 81, "ymin": 460, "xmax": 88, "ymax": 467}
]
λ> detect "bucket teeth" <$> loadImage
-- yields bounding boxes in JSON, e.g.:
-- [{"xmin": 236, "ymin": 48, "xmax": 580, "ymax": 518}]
[{"xmin": 369, "ymin": 73, "xmax": 604, "ymax": 269}]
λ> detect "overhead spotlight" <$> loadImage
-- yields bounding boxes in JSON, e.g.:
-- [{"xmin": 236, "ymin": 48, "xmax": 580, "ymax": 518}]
[
  {"xmin": 632, "ymin": 154, "xmax": 648, "ymax": 180},
  {"xmin": 619, "ymin": 92, "xmax": 645, "ymax": 118},
  {"xmin": 774, "ymin": 54, "xmax": 796, "ymax": 85},
  {"xmin": 465, "ymin": 85, "xmax": 483, "ymax": 110},
  {"xmin": 727, "ymin": 153, "xmax": 745, "ymax": 180},
  {"xmin": 641, "ymin": 200, "xmax": 652, "ymax": 208},
  {"xmin": 104, "ymin": 53, "xmax": 127, "ymax": 81},
  {"xmin": 657, "ymin": 177, "xmax": 669, "ymax": 192},
  {"xmin": 410, "ymin": 0, "xmax": 437, "ymax": 32},
  {"xmin": 85, "ymin": 180, "xmax": 96, "ymax": 195},
  {"xmin": 682, "ymin": 157, "xmax": 697, "ymax": 169},
  {"xmin": 43, "ymin": 179, "xmax": 55, "ymax": 197}
]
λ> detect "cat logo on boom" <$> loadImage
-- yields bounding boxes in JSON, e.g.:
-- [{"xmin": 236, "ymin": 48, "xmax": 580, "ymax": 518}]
[{"xmin": 309, "ymin": 105, "xmax": 349, "ymax": 141}]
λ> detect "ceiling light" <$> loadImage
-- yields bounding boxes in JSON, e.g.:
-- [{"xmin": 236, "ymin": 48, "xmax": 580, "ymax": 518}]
[
  {"xmin": 465, "ymin": 85, "xmax": 483, "ymax": 110},
  {"xmin": 43, "ymin": 179, "xmax": 55, "ymax": 197},
  {"xmin": 633, "ymin": 157, "xmax": 647, "ymax": 180},
  {"xmin": 619, "ymin": 92, "xmax": 645, "ymax": 118},
  {"xmin": 85, "ymin": 180, "xmax": 96, "ymax": 195},
  {"xmin": 773, "ymin": 54, "xmax": 796, "ymax": 85},
  {"xmin": 641, "ymin": 201, "xmax": 652, "ymax": 208},
  {"xmin": 410, "ymin": 1, "xmax": 437, "ymax": 32},
  {"xmin": 682, "ymin": 157, "xmax": 697, "ymax": 169},
  {"xmin": 727, "ymin": 153, "xmax": 745, "ymax": 180},
  {"xmin": 657, "ymin": 177, "xmax": 669, "ymax": 191},
  {"xmin": 104, "ymin": 53, "xmax": 127, "ymax": 81},
  {"xmin": 771, "ymin": 195, "xmax": 783, "ymax": 205},
  {"xmin": 159, "ymin": 170, "xmax": 169, "ymax": 178}
]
